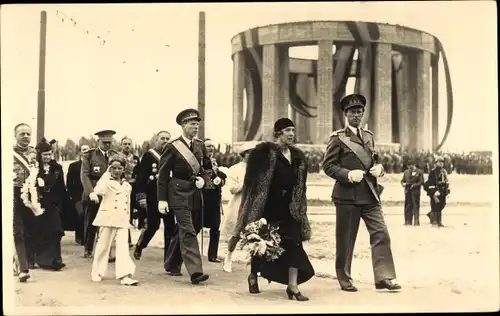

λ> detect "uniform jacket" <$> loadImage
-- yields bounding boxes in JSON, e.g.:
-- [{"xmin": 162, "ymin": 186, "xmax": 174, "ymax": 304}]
[
  {"xmin": 157, "ymin": 136, "xmax": 213, "ymax": 210},
  {"xmin": 13, "ymin": 145, "xmax": 37, "ymax": 188},
  {"xmin": 135, "ymin": 148, "xmax": 163, "ymax": 202},
  {"xmin": 401, "ymin": 168, "xmax": 424, "ymax": 194},
  {"xmin": 425, "ymin": 167, "xmax": 450, "ymax": 197},
  {"xmin": 92, "ymin": 172, "xmax": 132, "ymax": 229},
  {"xmin": 322, "ymin": 127, "xmax": 384, "ymax": 205},
  {"xmin": 233, "ymin": 142, "xmax": 311, "ymax": 241},
  {"xmin": 80, "ymin": 148, "xmax": 118, "ymax": 200},
  {"xmin": 122, "ymin": 152, "xmax": 140, "ymax": 184},
  {"xmin": 66, "ymin": 160, "xmax": 84, "ymax": 201}
]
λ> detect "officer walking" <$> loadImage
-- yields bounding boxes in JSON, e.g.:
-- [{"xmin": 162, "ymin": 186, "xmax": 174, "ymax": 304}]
[
  {"xmin": 157, "ymin": 109, "xmax": 211, "ymax": 285},
  {"xmin": 133, "ymin": 130, "xmax": 176, "ymax": 261},
  {"xmin": 322, "ymin": 94, "xmax": 401, "ymax": 292},
  {"xmin": 81, "ymin": 130, "xmax": 119, "ymax": 258},
  {"xmin": 424, "ymin": 156, "xmax": 450, "ymax": 227}
]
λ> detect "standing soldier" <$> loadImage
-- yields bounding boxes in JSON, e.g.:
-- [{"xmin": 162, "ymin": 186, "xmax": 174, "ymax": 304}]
[
  {"xmin": 201, "ymin": 138, "xmax": 227, "ymax": 263},
  {"xmin": 322, "ymin": 94, "xmax": 401, "ymax": 292},
  {"xmin": 13, "ymin": 123, "xmax": 37, "ymax": 282},
  {"xmin": 400, "ymin": 160, "xmax": 424, "ymax": 226},
  {"xmin": 424, "ymin": 156, "xmax": 450, "ymax": 227},
  {"xmin": 81, "ymin": 130, "xmax": 119, "ymax": 258},
  {"xmin": 133, "ymin": 130, "xmax": 176, "ymax": 262},
  {"xmin": 66, "ymin": 144, "xmax": 90, "ymax": 245},
  {"xmin": 157, "ymin": 109, "xmax": 211, "ymax": 284}
]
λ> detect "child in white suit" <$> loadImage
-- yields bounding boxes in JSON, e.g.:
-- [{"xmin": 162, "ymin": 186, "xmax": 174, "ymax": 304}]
[{"xmin": 89, "ymin": 155, "xmax": 138, "ymax": 286}]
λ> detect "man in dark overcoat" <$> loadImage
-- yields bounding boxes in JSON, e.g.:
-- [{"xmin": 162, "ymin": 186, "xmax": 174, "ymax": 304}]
[
  {"xmin": 400, "ymin": 160, "xmax": 425, "ymax": 226},
  {"xmin": 322, "ymin": 94, "xmax": 402, "ymax": 292}
]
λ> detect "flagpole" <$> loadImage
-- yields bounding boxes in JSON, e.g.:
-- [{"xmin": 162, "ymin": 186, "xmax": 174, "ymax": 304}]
[{"xmin": 37, "ymin": 10, "xmax": 47, "ymax": 142}]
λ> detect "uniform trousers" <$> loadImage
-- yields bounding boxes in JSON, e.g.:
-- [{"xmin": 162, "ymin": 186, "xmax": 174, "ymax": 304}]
[
  {"xmin": 404, "ymin": 190, "xmax": 421, "ymax": 225},
  {"xmin": 164, "ymin": 207, "xmax": 203, "ymax": 276},
  {"xmin": 83, "ymin": 200, "xmax": 100, "ymax": 254},
  {"xmin": 430, "ymin": 195, "xmax": 447, "ymax": 225},
  {"xmin": 335, "ymin": 202, "xmax": 397, "ymax": 286},
  {"xmin": 92, "ymin": 227, "xmax": 135, "ymax": 279},
  {"xmin": 74, "ymin": 200, "xmax": 85, "ymax": 245},
  {"xmin": 13, "ymin": 187, "xmax": 31, "ymax": 273}
]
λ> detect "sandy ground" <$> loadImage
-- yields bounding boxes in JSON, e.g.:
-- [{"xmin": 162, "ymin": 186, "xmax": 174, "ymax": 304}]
[
  {"xmin": 6, "ymin": 164, "xmax": 498, "ymax": 314},
  {"xmin": 8, "ymin": 203, "xmax": 499, "ymax": 314}
]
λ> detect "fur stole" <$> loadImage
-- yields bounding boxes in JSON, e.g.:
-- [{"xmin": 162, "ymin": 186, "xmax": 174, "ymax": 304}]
[{"xmin": 233, "ymin": 142, "xmax": 311, "ymax": 241}]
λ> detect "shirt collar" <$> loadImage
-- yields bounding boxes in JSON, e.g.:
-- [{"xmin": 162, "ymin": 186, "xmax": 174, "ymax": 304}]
[
  {"xmin": 346, "ymin": 124, "xmax": 359, "ymax": 135},
  {"xmin": 181, "ymin": 135, "xmax": 192, "ymax": 146},
  {"xmin": 98, "ymin": 147, "xmax": 107, "ymax": 156}
]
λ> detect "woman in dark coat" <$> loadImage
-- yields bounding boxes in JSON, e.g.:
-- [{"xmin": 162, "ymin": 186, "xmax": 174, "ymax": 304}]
[
  {"xmin": 30, "ymin": 138, "xmax": 67, "ymax": 270},
  {"xmin": 233, "ymin": 118, "xmax": 315, "ymax": 301}
]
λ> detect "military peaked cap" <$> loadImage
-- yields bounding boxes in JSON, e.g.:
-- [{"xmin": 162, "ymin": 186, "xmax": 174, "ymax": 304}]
[
  {"xmin": 176, "ymin": 108, "xmax": 202, "ymax": 125},
  {"xmin": 95, "ymin": 130, "xmax": 116, "ymax": 142},
  {"xmin": 340, "ymin": 94, "xmax": 367, "ymax": 112}
]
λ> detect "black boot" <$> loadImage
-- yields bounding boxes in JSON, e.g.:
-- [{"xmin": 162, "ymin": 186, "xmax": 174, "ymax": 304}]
[{"xmin": 248, "ymin": 274, "xmax": 260, "ymax": 294}]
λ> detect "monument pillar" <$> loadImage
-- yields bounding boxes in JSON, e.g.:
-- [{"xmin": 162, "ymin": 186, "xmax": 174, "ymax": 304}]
[
  {"xmin": 416, "ymin": 51, "xmax": 432, "ymax": 151},
  {"xmin": 261, "ymin": 44, "xmax": 281, "ymax": 140},
  {"xmin": 395, "ymin": 53, "xmax": 411, "ymax": 150},
  {"xmin": 279, "ymin": 47, "xmax": 290, "ymax": 119},
  {"xmin": 316, "ymin": 40, "xmax": 334, "ymax": 144},
  {"xmin": 308, "ymin": 77, "xmax": 317, "ymax": 143},
  {"xmin": 372, "ymin": 43, "xmax": 392, "ymax": 144},
  {"xmin": 232, "ymin": 51, "xmax": 245, "ymax": 143},
  {"xmin": 431, "ymin": 56, "xmax": 440, "ymax": 150}
]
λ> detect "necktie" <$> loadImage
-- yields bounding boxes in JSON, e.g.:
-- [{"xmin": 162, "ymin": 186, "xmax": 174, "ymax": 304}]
[
  {"xmin": 189, "ymin": 142, "xmax": 193, "ymax": 152},
  {"xmin": 104, "ymin": 151, "xmax": 108, "ymax": 161},
  {"xmin": 356, "ymin": 129, "xmax": 363, "ymax": 141}
]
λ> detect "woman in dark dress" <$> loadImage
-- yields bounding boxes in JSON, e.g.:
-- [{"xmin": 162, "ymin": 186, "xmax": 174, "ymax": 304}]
[
  {"xmin": 29, "ymin": 138, "xmax": 67, "ymax": 270},
  {"xmin": 233, "ymin": 118, "xmax": 315, "ymax": 301}
]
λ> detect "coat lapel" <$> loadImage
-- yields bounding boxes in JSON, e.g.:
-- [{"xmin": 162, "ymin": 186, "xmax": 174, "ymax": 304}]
[{"xmin": 347, "ymin": 127, "xmax": 364, "ymax": 146}]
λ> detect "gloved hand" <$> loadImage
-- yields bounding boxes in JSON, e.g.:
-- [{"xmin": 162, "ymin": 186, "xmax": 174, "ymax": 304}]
[
  {"xmin": 138, "ymin": 199, "xmax": 147, "ymax": 209},
  {"xmin": 195, "ymin": 176, "xmax": 205, "ymax": 189},
  {"xmin": 348, "ymin": 170, "xmax": 365, "ymax": 183},
  {"xmin": 158, "ymin": 200, "xmax": 169, "ymax": 214},
  {"xmin": 369, "ymin": 164, "xmax": 384, "ymax": 177},
  {"xmin": 89, "ymin": 192, "xmax": 99, "ymax": 203},
  {"xmin": 213, "ymin": 176, "xmax": 222, "ymax": 186}
]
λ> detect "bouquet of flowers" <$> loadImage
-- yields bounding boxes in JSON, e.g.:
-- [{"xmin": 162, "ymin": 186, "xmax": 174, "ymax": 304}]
[
  {"xmin": 239, "ymin": 218, "xmax": 285, "ymax": 264},
  {"xmin": 20, "ymin": 165, "xmax": 45, "ymax": 216}
]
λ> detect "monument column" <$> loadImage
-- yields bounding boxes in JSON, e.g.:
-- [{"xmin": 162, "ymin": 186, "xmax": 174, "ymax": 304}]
[
  {"xmin": 279, "ymin": 47, "xmax": 290, "ymax": 119},
  {"xmin": 395, "ymin": 53, "xmax": 411, "ymax": 150},
  {"xmin": 372, "ymin": 43, "xmax": 393, "ymax": 144},
  {"xmin": 416, "ymin": 51, "xmax": 432, "ymax": 151},
  {"xmin": 232, "ymin": 51, "xmax": 245, "ymax": 143},
  {"xmin": 261, "ymin": 44, "xmax": 281, "ymax": 140},
  {"xmin": 316, "ymin": 40, "xmax": 334, "ymax": 144},
  {"xmin": 431, "ymin": 55, "xmax": 440, "ymax": 150},
  {"xmin": 308, "ymin": 77, "xmax": 317, "ymax": 143}
]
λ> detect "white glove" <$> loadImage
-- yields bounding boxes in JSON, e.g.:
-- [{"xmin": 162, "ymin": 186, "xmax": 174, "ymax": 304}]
[
  {"xmin": 434, "ymin": 191, "xmax": 441, "ymax": 197},
  {"xmin": 213, "ymin": 176, "xmax": 221, "ymax": 186},
  {"xmin": 89, "ymin": 192, "xmax": 99, "ymax": 203},
  {"xmin": 138, "ymin": 199, "xmax": 147, "ymax": 208},
  {"xmin": 195, "ymin": 176, "xmax": 205, "ymax": 189},
  {"xmin": 158, "ymin": 200, "xmax": 169, "ymax": 214},
  {"xmin": 369, "ymin": 164, "xmax": 384, "ymax": 177},
  {"xmin": 348, "ymin": 170, "xmax": 365, "ymax": 183}
]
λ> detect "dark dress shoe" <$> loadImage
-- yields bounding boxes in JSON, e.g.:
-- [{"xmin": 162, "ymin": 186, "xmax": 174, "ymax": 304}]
[
  {"xmin": 248, "ymin": 274, "xmax": 260, "ymax": 294},
  {"xmin": 108, "ymin": 257, "xmax": 116, "ymax": 263},
  {"xmin": 340, "ymin": 283, "xmax": 359, "ymax": 292},
  {"xmin": 191, "ymin": 272, "xmax": 209, "ymax": 284},
  {"xmin": 208, "ymin": 257, "xmax": 221, "ymax": 263},
  {"xmin": 83, "ymin": 252, "xmax": 93, "ymax": 259},
  {"xmin": 166, "ymin": 270, "xmax": 183, "ymax": 276},
  {"xmin": 375, "ymin": 279, "xmax": 402, "ymax": 291},
  {"xmin": 133, "ymin": 246, "xmax": 142, "ymax": 260}
]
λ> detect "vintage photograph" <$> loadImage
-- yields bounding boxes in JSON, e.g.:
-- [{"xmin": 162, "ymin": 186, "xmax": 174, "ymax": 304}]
[{"xmin": 2, "ymin": 1, "xmax": 498, "ymax": 314}]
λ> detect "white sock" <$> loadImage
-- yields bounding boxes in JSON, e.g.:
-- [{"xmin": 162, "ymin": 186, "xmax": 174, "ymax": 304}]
[{"xmin": 226, "ymin": 251, "xmax": 233, "ymax": 262}]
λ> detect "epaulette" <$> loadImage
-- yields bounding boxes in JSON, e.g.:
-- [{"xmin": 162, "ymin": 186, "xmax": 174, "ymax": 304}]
[
  {"xmin": 193, "ymin": 137, "xmax": 202, "ymax": 142},
  {"xmin": 363, "ymin": 129, "xmax": 374, "ymax": 135},
  {"xmin": 329, "ymin": 129, "xmax": 344, "ymax": 137}
]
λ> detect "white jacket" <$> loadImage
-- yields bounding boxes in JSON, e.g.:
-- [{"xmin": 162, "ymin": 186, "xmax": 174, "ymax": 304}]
[{"xmin": 92, "ymin": 172, "xmax": 132, "ymax": 229}]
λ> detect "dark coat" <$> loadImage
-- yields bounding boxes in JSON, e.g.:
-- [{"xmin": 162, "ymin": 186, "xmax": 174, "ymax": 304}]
[
  {"xmin": 157, "ymin": 137, "xmax": 213, "ymax": 211},
  {"xmin": 80, "ymin": 148, "xmax": 118, "ymax": 200},
  {"xmin": 322, "ymin": 127, "xmax": 383, "ymax": 205},
  {"xmin": 201, "ymin": 157, "xmax": 227, "ymax": 229},
  {"xmin": 135, "ymin": 148, "xmax": 162, "ymax": 204},
  {"xmin": 401, "ymin": 168, "xmax": 424, "ymax": 194},
  {"xmin": 233, "ymin": 142, "xmax": 311, "ymax": 241},
  {"xmin": 66, "ymin": 160, "xmax": 83, "ymax": 202}
]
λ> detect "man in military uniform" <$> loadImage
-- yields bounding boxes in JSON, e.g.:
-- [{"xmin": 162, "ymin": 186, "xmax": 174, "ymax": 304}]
[
  {"xmin": 120, "ymin": 136, "xmax": 142, "ymax": 246},
  {"xmin": 322, "ymin": 94, "xmax": 401, "ymax": 292},
  {"xmin": 133, "ymin": 130, "xmax": 176, "ymax": 261},
  {"xmin": 400, "ymin": 160, "xmax": 424, "ymax": 226},
  {"xmin": 201, "ymin": 138, "xmax": 227, "ymax": 263},
  {"xmin": 157, "ymin": 109, "xmax": 211, "ymax": 285},
  {"xmin": 424, "ymin": 156, "xmax": 450, "ymax": 227},
  {"xmin": 13, "ymin": 123, "xmax": 37, "ymax": 282},
  {"xmin": 81, "ymin": 130, "xmax": 119, "ymax": 258}
]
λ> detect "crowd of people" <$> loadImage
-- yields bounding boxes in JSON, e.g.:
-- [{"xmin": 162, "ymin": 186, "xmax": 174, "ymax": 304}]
[{"xmin": 11, "ymin": 93, "xmax": 485, "ymax": 302}]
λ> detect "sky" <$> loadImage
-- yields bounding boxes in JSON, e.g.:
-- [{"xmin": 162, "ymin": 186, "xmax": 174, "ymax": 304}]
[{"xmin": 1, "ymin": 2, "xmax": 498, "ymax": 151}]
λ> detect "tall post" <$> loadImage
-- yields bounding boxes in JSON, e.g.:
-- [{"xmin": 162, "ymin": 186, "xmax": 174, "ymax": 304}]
[
  {"xmin": 37, "ymin": 11, "xmax": 47, "ymax": 143},
  {"xmin": 197, "ymin": 11, "xmax": 206, "ymax": 139}
]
